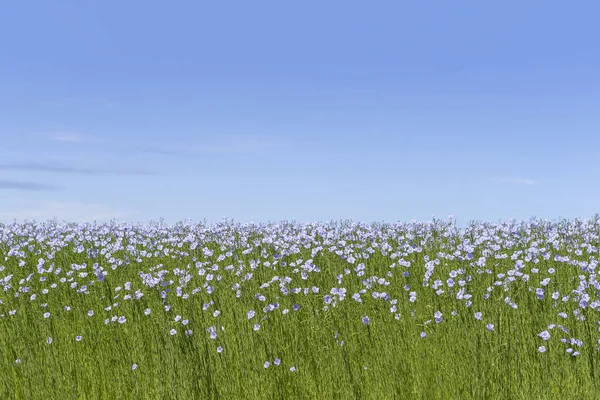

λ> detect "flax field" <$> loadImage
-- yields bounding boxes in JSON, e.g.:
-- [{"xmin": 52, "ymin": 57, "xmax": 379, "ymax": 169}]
[{"xmin": 2, "ymin": 217, "xmax": 600, "ymax": 399}]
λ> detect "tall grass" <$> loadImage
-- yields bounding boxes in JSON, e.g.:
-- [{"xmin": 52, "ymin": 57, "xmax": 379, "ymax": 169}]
[{"xmin": 1, "ymin": 217, "xmax": 600, "ymax": 399}]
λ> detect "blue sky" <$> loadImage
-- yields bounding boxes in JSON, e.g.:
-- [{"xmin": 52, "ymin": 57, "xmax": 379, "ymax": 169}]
[{"xmin": 0, "ymin": 1, "xmax": 599, "ymax": 227}]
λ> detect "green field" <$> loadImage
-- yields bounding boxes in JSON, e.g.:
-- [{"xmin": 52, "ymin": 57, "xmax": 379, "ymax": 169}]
[{"xmin": 2, "ymin": 217, "xmax": 600, "ymax": 399}]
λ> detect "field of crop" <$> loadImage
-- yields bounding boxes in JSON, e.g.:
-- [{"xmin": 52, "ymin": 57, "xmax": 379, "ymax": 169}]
[{"xmin": 2, "ymin": 217, "xmax": 600, "ymax": 399}]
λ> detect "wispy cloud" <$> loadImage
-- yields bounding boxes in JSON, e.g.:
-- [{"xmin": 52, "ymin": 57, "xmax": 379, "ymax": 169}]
[
  {"xmin": 31, "ymin": 132, "xmax": 106, "ymax": 143},
  {"xmin": 0, "ymin": 161, "xmax": 156, "ymax": 176},
  {"xmin": 36, "ymin": 133, "xmax": 283, "ymax": 157},
  {"xmin": 39, "ymin": 100, "xmax": 68, "ymax": 108},
  {"xmin": 0, "ymin": 201, "xmax": 131, "ymax": 223},
  {"xmin": 0, "ymin": 180, "xmax": 61, "ymax": 191},
  {"xmin": 493, "ymin": 177, "xmax": 540, "ymax": 185},
  {"xmin": 122, "ymin": 134, "xmax": 285, "ymax": 157},
  {"xmin": 40, "ymin": 98, "xmax": 118, "ymax": 110},
  {"xmin": 48, "ymin": 133, "xmax": 106, "ymax": 143}
]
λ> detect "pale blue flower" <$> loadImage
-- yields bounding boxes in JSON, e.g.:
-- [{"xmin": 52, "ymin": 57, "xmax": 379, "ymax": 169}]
[
  {"xmin": 540, "ymin": 278, "xmax": 550, "ymax": 286},
  {"xmin": 536, "ymin": 288, "xmax": 544, "ymax": 300},
  {"xmin": 538, "ymin": 330, "xmax": 551, "ymax": 341}
]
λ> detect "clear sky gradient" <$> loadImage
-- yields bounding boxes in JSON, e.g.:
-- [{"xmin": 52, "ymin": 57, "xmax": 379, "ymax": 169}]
[{"xmin": 0, "ymin": 1, "xmax": 599, "ymax": 227}]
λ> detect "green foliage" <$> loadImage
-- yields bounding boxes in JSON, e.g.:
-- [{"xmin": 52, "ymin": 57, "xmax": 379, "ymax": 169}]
[{"xmin": 0, "ymin": 218, "xmax": 599, "ymax": 399}]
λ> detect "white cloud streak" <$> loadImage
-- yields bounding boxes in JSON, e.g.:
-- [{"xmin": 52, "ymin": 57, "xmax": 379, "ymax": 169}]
[
  {"xmin": 0, "ymin": 161, "xmax": 156, "ymax": 176},
  {"xmin": 51, "ymin": 134, "xmax": 84, "ymax": 142},
  {"xmin": 0, "ymin": 180, "xmax": 61, "ymax": 191},
  {"xmin": 127, "ymin": 134, "xmax": 285, "ymax": 157},
  {"xmin": 37, "ymin": 132, "xmax": 285, "ymax": 157},
  {"xmin": 46, "ymin": 133, "xmax": 106, "ymax": 143},
  {"xmin": 494, "ymin": 177, "xmax": 540, "ymax": 185}
]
